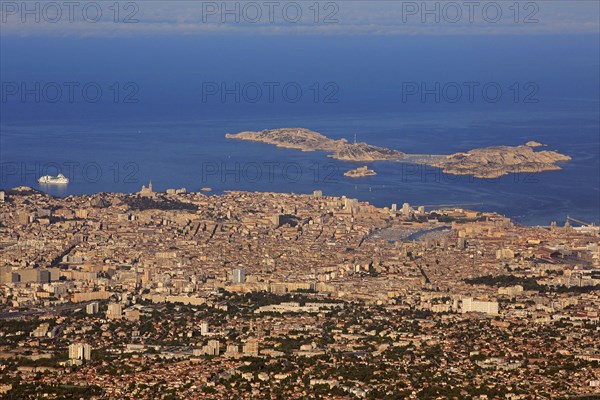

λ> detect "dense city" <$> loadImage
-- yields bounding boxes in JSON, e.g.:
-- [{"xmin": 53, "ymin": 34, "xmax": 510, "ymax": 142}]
[{"xmin": 0, "ymin": 184, "xmax": 599, "ymax": 399}]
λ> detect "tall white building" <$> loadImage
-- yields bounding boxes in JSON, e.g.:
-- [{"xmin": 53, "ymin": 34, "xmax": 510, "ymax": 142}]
[
  {"xmin": 225, "ymin": 344, "xmax": 239, "ymax": 356},
  {"xmin": 200, "ymin": 321, "xmax": 209, "ymax": 336},
  {"xmin": 204, "ymin": 340, "xmax": 220, "ymax": 356},
  {"xmin": 461, "ymin": 297, "xmax": 499, "ymax": 315},
  {"xmin": 243, "ymin": 339, "xmax": 259, "ymax": 356},
  {"xmin": 232, "ymin": 268, "xmax": 246, "ymax": 284},
  {"xmin": 31, "ymin": 323, "xmax": 49, "ymax": 338},
  {"xmin": 496, "ymin": 248, "xmax": 515, "ymax": 260},
  {"xmin": 86, "ymin": 302, "xmax": 99, "ymax": 314},
  {"xmin": 106, "ymin": 303, "xmax": 123, "ymax": 320},
  {"xmin": 401, "ymin": 203, "xmax": 412, "ymax": 217},
  {"xmin": 69, "ymin": 343, "xmax": 92, "ymax": 362}
]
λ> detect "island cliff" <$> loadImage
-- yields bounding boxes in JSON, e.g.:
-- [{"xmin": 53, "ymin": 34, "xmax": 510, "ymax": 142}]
[
  {"xmin": 226, "ymin": 128, "xmax": 571, "ymax": 178},
  {"xmin": 225, "ymin": 128, "xmax": 404, "ymax": 161},
  {"xmin": 429, "ymin": 145, "xmax": 571, "ymax": 178}
]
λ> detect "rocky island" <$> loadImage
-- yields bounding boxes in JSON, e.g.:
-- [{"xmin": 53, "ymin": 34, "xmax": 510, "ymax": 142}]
[
  {"xmin": 525, "ymin": 141, "xmax": 545, "ymax": 147},
  {"xmin": 429, "ymin": 144, "xmax": 572, "ymax": 178},
  {"xmin": 344, "ymin": 166, "xmax": 377, "ymax": 178},
  {"xmin": 225, "ymin": 128, "xmax": 404, "ymax": 161},
  {"xmin": 226, "ymin": 128, "xmax": 571, "ymax": 178}
]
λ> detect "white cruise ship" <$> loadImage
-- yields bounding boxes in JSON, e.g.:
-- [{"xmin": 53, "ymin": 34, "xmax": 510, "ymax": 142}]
[{"xmin": 38, "ymin": 173, "xmax": 69, "ymax": 184}]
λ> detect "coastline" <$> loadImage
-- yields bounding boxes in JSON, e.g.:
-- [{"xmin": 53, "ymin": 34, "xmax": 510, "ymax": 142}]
[{"xmin": 2, "ymin": 185, "xmax": 595, "ymax": 228}]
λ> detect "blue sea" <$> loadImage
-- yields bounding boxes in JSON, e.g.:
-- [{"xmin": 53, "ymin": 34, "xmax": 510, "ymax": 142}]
[{"xmin": 1, "ymin": 35, "xmax": 599, "ymax": 225}]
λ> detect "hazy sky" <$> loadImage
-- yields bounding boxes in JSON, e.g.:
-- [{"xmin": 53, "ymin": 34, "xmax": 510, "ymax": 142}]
[{"xmin": 1, "ymin": 1, "xmax": 599, "ymax": 36}]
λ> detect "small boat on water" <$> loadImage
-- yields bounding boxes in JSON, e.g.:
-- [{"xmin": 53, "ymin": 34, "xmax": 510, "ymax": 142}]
[{"xmin": 38, "ymin": 173, "xmax": 69, "ymax": 184}]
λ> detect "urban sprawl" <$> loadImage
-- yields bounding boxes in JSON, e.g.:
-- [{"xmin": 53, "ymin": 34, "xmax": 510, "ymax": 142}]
[{"xmin": 0, "ymin": 184, "xmax": 599, "ymax": 399}]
